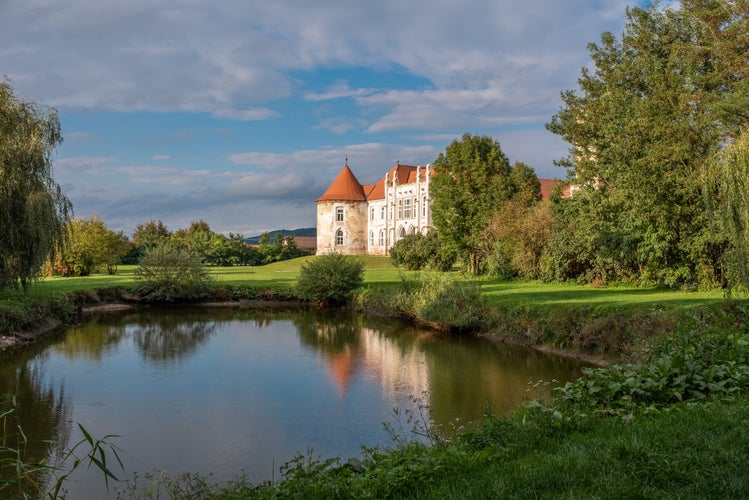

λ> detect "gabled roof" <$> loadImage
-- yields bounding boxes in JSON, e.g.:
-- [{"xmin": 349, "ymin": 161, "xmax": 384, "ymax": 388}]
[
  {"xmin": 366, "ymin": 164, "xmax": 432, "ymax": 201},
  {"xmin": 316, "ymin": 165, "xmax": 367, "ymax": 202}
]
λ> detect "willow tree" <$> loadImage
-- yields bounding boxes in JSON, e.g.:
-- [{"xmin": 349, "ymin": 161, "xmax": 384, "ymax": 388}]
[
  {"xmin": 709, "ymin": 130, "xmax": 749, "ymax": 292},
  {"xmin": 0, "ymin": 80, "xmax": 72, "ymax": 291}
]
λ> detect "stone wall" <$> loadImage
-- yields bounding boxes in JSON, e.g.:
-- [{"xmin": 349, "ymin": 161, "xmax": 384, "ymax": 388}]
[{"xmin": 316, "ymin": 200, "xmax": 368, "ymax": 255}]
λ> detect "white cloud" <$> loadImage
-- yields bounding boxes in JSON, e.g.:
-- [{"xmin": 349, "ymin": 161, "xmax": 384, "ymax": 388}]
[
  {"xmin": 211, "ymin": 108, "xmax": 280, "ymax": 121},
  {"xmin": 2, "ymin": 0, "xmax": 630, "ymax": 117},
  {"xmin": 304, "ymin": 82, "xmax": 376, "ymax": 101}
]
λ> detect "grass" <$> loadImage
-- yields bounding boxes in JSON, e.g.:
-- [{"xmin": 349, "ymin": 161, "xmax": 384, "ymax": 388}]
[
  {"xmin": 408, "ymin": 395, "xmax": 749, "ymax": 499},
  {"xmin": 20, "ymin": 256, "xmax": 728, "ymax": 310}
]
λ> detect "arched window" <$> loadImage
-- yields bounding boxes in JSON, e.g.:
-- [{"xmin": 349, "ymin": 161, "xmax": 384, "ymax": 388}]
[
  {"xmin": 379, "ymin": 229, "xmax": 385, "ymax": 246},
  {"xmin": 398, "ymin": 227, "xmax": 406, "ymax": 240},
  {"xmin": 335, "ymin": 228, "xmax": 344, "ymax": 245},
  {"xmin": 370, "ymin": 231, "xmax": 374, "ymax": 247},
  {"xmin": 409, "ymin": 226, "xmax": 417, "ymax": 235}
]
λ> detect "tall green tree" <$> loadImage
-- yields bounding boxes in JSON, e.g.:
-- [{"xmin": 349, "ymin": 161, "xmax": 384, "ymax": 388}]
[
  {"xmin": 430, "ymin": 133, "xmax": 515, "ymax": 274},
  {"xmin": 546, "ymin": 1, "xmax": 748, "ymax": 287},
  {"xmin": 0, "ymin": 80, "xmax": 72, "ymax": 291}
]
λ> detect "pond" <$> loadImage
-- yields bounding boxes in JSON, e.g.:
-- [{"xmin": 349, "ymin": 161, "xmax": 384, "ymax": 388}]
[{"xmin": 1, "ymin": 306, "xmax": 588, "ymax": 498}]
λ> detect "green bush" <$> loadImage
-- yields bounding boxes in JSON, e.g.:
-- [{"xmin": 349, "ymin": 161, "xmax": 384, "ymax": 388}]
[
  {"xmin": 134, "ymin": 244, "xmax": 214, "ymax": 303},
  {"xmin": 296, "ymin": 252, "xmax": 364, "ymax": 306},
  {"xmin": 389, "ymin": 232, "xmax": 456, "ymax": 272},
  {"xmin": 389, "ymin": 234, "xmax": 427, "ymax": 270},
  {"xmin": 383, "ymin": 274, "xmax": 484, "ymax": 331}
]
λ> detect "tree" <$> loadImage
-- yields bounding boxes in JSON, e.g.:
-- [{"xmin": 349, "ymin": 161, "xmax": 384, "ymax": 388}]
[
  {"xmin": 485, "ymin": 200, "xmax": 554, "ymax": 280},
  {"xmin": 61, "ymin": 213, "xmax": 129, "ymax": 276},
  {"xmin": 708, "ymin": 129, "xmax": 749, "ymax": 291},
  {"xmin": 430, "ymin": 133, "xmax": 516, "ymax": 274},
  {"xmin": 0, "ymin": 80, "xmax": 72, "ymax": 291},
  {"xmin": 546, "ymin": 1, "xmax": 748, "ymax": 287},
  {"xmin": 132, "ymin": 220, "xmax": 171, "ymax": 252}
]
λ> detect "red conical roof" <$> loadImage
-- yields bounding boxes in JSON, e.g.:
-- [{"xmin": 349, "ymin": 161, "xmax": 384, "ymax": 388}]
[{"xmin": 316, "ymin": 165, "xmax": 367, "ymax": 202}]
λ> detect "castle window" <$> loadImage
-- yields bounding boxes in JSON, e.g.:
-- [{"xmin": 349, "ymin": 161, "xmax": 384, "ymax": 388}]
[
  {"xmin": 370, "ymin": 207, "xmax": 375, "ymax": 220},
  {"xmin": 422, "ymin": 196, "xmax": 427, "ymax": 217},
  {"xmin": 336, "ymin": 207, "xmax": 344, "ymax": 222},
  {"xmin": 398, "ymin": 226, "xmax": 406, "ymax": 240},
  {"xmin": 380, "ymin": 206, "xmax": 385, "ymax": 220},
  {"xmin": 404, "ymin": 198, "xmax": 412, "ymax": 218},
  {"xmin": 398, "ymin": 199, "xmax": 403, "ymax": 219},
  {"xmin": 379, "ymin": 229, "xmax": 385, "ymax": 246},
  {"xmin": 335, "ymin": 228, "xmax": 344, "ymax": 245},
  {"xmin": 370, "ymin": 231, "xmax": 374, "ymax": 247}
]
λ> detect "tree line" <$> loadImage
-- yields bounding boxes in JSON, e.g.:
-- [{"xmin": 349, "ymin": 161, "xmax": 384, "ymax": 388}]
[{"xmin": 45, "ymin": 215, "xmax": 309, "ymax": 277}]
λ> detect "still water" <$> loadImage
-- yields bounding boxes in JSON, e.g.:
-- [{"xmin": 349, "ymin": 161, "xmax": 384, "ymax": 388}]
[{"xmin": 1, "ymin": 306, "xmax": 587, "ymax": 497}]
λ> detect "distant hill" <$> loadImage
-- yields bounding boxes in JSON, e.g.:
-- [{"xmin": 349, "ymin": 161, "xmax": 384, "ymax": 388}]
[{"xmin": 245, "ymin": 227, "xmax": 316, "ymax": 245}]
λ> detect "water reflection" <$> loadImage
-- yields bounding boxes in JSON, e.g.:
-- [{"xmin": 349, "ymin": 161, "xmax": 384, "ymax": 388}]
[
  {"xmin": 1, "ymin": 307, "xmax": 587, "ymax": 496},
  {"xmin": 0, "ymin": 343, "xmax": 71, "ymax": 492}
]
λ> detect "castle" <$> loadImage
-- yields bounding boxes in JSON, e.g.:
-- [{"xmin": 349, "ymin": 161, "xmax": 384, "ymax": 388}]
[
  {"xmin": 316, "ymin": 163, "xmax": 433, "ymax": 255},
  {"xmin": 316, "ymin": 162, "xmax": 567, "ymax": 256}
]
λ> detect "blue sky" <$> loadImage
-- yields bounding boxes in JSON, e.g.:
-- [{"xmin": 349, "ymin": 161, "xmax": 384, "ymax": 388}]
[{"xmin": 1, "ymin": 0, "xmax": 633, "ymax": 237}]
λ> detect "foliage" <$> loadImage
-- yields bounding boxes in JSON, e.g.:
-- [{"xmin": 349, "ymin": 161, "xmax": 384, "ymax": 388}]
[
  {"xmin": 430, "ymin": 134, "xmax": 515, "ymax": 274},
  {"xmin": 131, "ymin": 219, "xmax": 171, "ymax": 257},
  {"xmin": 707, "ymin": 129, "xmax": 749, "ymax": 292},
  {"xmin": 296, "ymin": 252, "xmax": 364, "ymax": 306},
  {"xmin": 389, "ymin": 232, "xmax": 456, "ymax": 272},
  {"xmin": 52, "ymin": 212, "xmax": 129, "ymax": 276},
  {"xmin": 485, "ymin": 200, "xmax": 554, "ymax": 280},
  {"xmin": 0, "ymin": 79, "xmax": 72, "ymax": 292},
  {"xmin": 546, "ymin": 1, "xmax": 748, "ymax": 288},
  {"xmin": 370, "ymin": 273, "xmax": 485, "ymax": 331},
  {"xmin": 553, "ymin": 307, "xmax": 749, "ymax": 417},
  {"xmin": 134, "ymin": 243, "xmax": 214, "ymax": 303}
]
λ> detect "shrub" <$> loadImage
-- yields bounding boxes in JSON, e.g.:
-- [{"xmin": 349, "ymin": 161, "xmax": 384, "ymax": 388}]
[
  {"xmin": 387, "ymin": 274, "xmax": 484, "ymax": 331},
  {"xmin": 390, "ymin": 232, "xmax": 456, "ymax": 272},
  {"xmin": 134, "ymin": 244, "xmax": 214, "ymax": 303},
  {"xmin": 389, "ymin": 234, "xmax": 427, "ymax": 270},
  {"xmin": 296, "ymin": 252, "xmax": 364, "ymax": 306}
]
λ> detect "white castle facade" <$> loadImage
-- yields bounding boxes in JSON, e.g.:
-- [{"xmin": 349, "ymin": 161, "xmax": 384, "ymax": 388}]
[{"xmin": 316, "ymin": 163, "xmax": 433, "ymax": 255}]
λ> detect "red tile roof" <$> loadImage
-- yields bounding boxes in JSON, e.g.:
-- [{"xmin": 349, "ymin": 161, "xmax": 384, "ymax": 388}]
[
  {"xmin": 366, "ymin": 164, "xmax": 432, "ymax": 201},
  {"xmin": 538, "ymin": 178, "xmax": 570, "ymax": 200},
  {"xmin": 316, "ymin": 165, "xmax": 367, "ymax": 202}
]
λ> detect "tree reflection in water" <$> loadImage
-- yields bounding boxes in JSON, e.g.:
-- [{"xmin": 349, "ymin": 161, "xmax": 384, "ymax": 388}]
[{"xmin": 0, "ymin": 343, "xmax": 71, "ymax": 493}]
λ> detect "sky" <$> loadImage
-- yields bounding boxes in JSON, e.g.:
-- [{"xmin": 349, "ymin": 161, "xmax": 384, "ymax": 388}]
[{"xmin": 1, "ymin": 0, "xmax": 635, "ymax": 237}]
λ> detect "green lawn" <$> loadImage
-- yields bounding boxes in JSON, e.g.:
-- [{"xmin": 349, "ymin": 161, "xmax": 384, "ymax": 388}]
[{"xmin": 23, "ymin": 256, "xmax": 731, "ymax": 315}]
